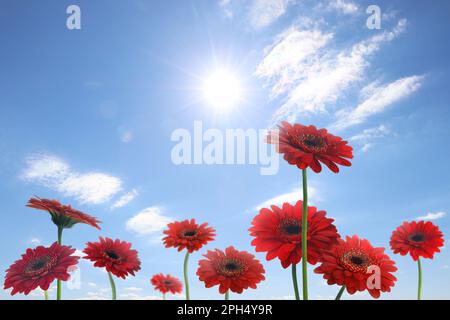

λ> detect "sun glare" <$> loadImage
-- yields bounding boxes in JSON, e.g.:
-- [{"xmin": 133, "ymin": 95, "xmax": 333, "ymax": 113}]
[{"xmin": 202, "ymin": 69, "xmax": 242, "ymax": 112}]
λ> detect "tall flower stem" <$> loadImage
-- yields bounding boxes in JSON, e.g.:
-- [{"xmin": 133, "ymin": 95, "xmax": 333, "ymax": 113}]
[
  {"xmin": 291, "ymin": 264, "xmax": 300, "ymax": 300},
  {"xmin": 417, "ymin": 258, "xmax": 422, "ymax": 300},
  {"xmin": 301, "ymin": 169, "xmax": 309, "ymax": 300},
  {"xmin": 44, "ymin": 290, "xmax": 49, "ymax": 300},
  {"xmin": 56, "ymin": 225, "xmax": 63, "ymax": 300},
  {"xmin": 184, "ymin": 251, "xmax": 190, "ymax": 300},
  {"xmin": 163, "ymin": 293, "xmax": 166, "ymax": 300},
  {"xmin": 335, "ymin": 286, "xmax": 346, "ymax": 300},
  {"xmin": 108, "ymin": 272, "xmax": 117, "ymax": 300},
  {"xmin": 225, "ymin": 291, "xmax": 230, "ymax": 300}
]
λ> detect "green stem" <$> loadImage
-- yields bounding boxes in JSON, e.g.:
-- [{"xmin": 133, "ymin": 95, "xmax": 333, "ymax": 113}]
[
  {"xmin": 225, "ymin": 291, "xmax": 229, "ymax": 300},
  {"xmin": 301, "ymin": 169, "xmax": 308, "ymax": 300},
  {"xmin": 163, "ymin": 293, "xmax": 166, "ymax": 300},
  {"xmin": 108, "ymin": 272, "xmax": 117, "ymax": 300},
  {"xmin": 56, "ymin": 226, "xmax": 63, "ymax": 300},
  {"xmin": 44, "ymin": 290, "xmax": 49, "ymax": 300},
  {"xmin": 291, "ymin": 264, "xmax": 300, "ymax": 300},
  {"xmin": 184, "ymin": 251, "xmax": 190, "ymax": 300},
  {"xmin": 335, "ymin": 286, "xmax": 346, "ymax": 300},
  {"xmin": 417, "ymin": 258, "xmax": 422, "ymax": 300}
]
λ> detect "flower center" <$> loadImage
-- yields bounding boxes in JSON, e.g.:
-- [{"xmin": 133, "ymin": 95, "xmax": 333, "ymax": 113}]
[
  {"xmin": 293, "ymin": 134, "xmax": 327, "ymax": 152},
  {"xmin": 341, "ymin": 250, "xmax": 370, "ymax": 273},
  {"xmin": 164, "ymin": 280, "xmax": 172, "ymax": 285},
  {"xmin": 24, "ymin": 256, "xmax": 54, "ymax": 277},
  {"xmin": 183, "ymin": 230, "xmax": 197, "ymax": 237},
  {"xmin": 105, "ymin": 250, "xmax": 120, "ymax": 260},
  {"xmin": 409, "ymin": 233, "xmax": 425, "ymax": 242},
  {"xmin": 218, "ymin": 259, "xmax": 244, "ymax": 277},
  {"xmin": 279, "ymin": 218, "xmax": 301, "ymax": 237}
]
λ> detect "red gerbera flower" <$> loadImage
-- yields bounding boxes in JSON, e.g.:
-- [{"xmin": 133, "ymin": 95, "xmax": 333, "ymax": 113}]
[
  {"xmin": 267, "ymin": 122, "xmax": 353, "ymax": 173},
  {"xmin": 83, "ymin": 237, "xmax": 141, "ymax": 279},
  {"xmin": 151, "ymin": 273, "xmax": 183, "ymax": 295},
  {"xmin": 163, "ymin": 219, "xmax": 216, "ymax": 253},
  {"xmin": 390, "ymin": 220, "xmax": 444, "ymax": 261},
  {"xmin": 314, "ymin": 235, "xmax": 397, "ymax": 298},
  {"xmin": 27, "ymin": 197, "xmax": 101, "ymax": 229},
  {"xmin": 197, "ymin": 246, "xmax": 265, "ymax": 294},
  {"xmin": 4, "ymin": 242, "xmax": 79, "ymax": 295},
  {"xmin": 249, "ymin": 201, "xmax": 340, "ymax": 268}
]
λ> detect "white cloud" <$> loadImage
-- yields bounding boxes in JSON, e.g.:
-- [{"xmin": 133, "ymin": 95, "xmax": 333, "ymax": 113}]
[
  {"xmin": 248, "ymin": 0, "xmax": 294, "ymax": 29},
  {"xmin": 21, "ymin": 153, "xmax": 123, "ymax": 205},
  {"xmin": 255, "ymin": 27, "xmax": 333, "ymax": 96},
  {"xmin": 111, "ymin": 189, "xmax": 139, "ymax": 210},
  {"xmin": 257, "ymin": 19, "xmax": 408, "ymax": 125},
  {"xmin": 328, "ymin": 0, "xmax": 358, "ymax": 14},
  {"xmin": 125, "ymin": 287, "xmax": 144, "ymax": 292},
  {"xmin": 219, "ymin": 0, "xmax": 234, "ymax": 18},
  {"xmin": 87, "ymin": 282, "xmax": 97, "ymax": 287},
  {"xmin": 332, "ymin": 75, "xmax": 424, "ymax": 130},
  {"xmin": 120, "ymin": 131, "xmax": 134, "ymax": 143},
  {"xmin": 119, "ymin": 293, "xmax": 162, "ymax": 300},
  {"xmin": 254, "ymin": 186, "xmax": 319, "ymax": 212},
  {"xmin": 415, "ymin": 212, "xmax": 446, "ymax": 221},
  {"xmin": 126, "ymin": 207, "xmax": 173, "ymax": 239},
  {"xmin": 350, "ymin": 124, "xmax": 391, "ymax": 152},
  {"xmin": 30, "ymin": 238, "xmax": 42, "ymax": 245}
]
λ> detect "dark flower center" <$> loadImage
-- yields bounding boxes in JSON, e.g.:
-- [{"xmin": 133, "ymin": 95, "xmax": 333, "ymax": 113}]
[
  {"xmin": 279, "ymin": 218, "xmax": 301, "ymax": 237},
  {"xmin": 350, "ymin": 256, "xmax": 364, "ymax": 266},
  {"xmin": 409, "ymin": 233, "xmax": 425, "ymax": 242},
  {"xmin": 225, "ymin": 262, "xmax": 238, "ymax": 271},
  {"xmin": 183, "ymin": 230, "xmax": 197, "ymax": 237},
  {"xmin": 341, "ymin": 250, "xmax": 370, "ymax": 273},
  {"xmin": 293, "ymin": 134, "xmax": 327, "ymax": 152},
  {"xmin": 284, "ymin": 224, "xmax": 301, "ymax": 235},
  {"xmin": 164, "ymin": 280, "xmax": 172, "ymax": 285},
  {"xmin": 105, "ymin": 250, "xmax": 120, "ymax": 260},
  {"xmin": 218, "ymin": 259, "xmax": 244, "ymax": 277},
  {"xmin": 24, "ymin": 256, "xmax": 53, "ymax": 277}
]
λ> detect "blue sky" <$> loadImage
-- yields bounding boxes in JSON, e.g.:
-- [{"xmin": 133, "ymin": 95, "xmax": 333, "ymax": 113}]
[{"xmin": 1, "ymin": 0, "xmax": 450, "ymax": 300}]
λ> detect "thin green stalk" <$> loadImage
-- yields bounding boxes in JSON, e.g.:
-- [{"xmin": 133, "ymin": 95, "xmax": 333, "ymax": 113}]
[
  {"xmin": 163, "ymin": 293, "xmax": 166, "ymax": 300},
  {"xmin": 108, "ymin": 272, "xmax": 117, "ymax": 300},
  {"xmin": 301, "ymin": 169, "xmax": 309, "ymax": 300},
  {"xmin": 417, "ymin": 258, "xmax": 422, "ymax": 300},
  {"xmin": 291, "ymin": 264, "xmax": 300, "ymax": 300},
  {"xmin": 44, "ymin": 290, "xmax": 49, "ymax": 300},
  {"xmin": 335, "ymin": 286, "xmax": 346, "ymax": 300},
  {"xmin": 184, "ymin": 251, "xmax": 190, "ymax": 300},
  {"xmin": 225, "ymin": 291, "xmax": 229, "ymax": 300},
  {"xmin": 56, "ymin": 226, "xmax": 63, "ymax": 300}
]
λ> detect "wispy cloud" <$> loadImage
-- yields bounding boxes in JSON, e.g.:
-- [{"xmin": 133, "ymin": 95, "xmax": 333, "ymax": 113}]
[
  {"xmin": 332, "ymin": 75, "xmax": 424, "ymax": 130},
  {"xmin": 257, "ymin": 19, "xmax": 408, "ymax": 125},
  {"xmin": 350, "ymin": 124, "xmax": 391, "ymax": 152},
  {"xmin": 253, "ymin": 186, "xmax": 319, "ymax": 212},
  {"xmin": 415, "ymin": 212, "xmax": 446, "ymax": 221},
  {"xmin": 248, "ymin": 0, "xmax": 294, "ymax": 29},
  {"xmin": 29, "ymin": 238, "xmax": 42, "ymax": 245},
  {"xmin": 328, "ymin": 0, "xmax": 358, "ymax": 14},
  {"xmin": 126, "ymin": 207, "xmax": 173, "ymax": 241},
  {"xmin": 21, "ymin": 153, "xmax": 122, "ymax": 205},
  {"xmin": 111, "ymin": 189, "xmax": 139, "ymax": 210}
]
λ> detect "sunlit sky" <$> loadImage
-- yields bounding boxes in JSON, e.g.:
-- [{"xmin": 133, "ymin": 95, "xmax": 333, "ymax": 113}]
[{"xmin": 1, "ymin": 0, "xmax": 450, "ymax": 300}]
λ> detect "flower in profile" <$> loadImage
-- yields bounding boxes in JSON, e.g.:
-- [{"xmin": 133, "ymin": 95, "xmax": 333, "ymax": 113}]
[
  {"xmin": 249, "ymin": 201, "xmax": 340, "ymax": 268},
  {"xmin": 83, "ymin": 237, "xmax": 141, "ymax": 279},
  {"xmin": 27, "ymin": 197, "xmax": 101, "ymax": 230},
  {"xmin": 267, "ymin": 122, "xmax": 353, "ymax": 173},
  {"xmin": 390, "ymin": 220, "xmax": 444, "ymax": 261},
  {"xmin": 197, "ymin": 246, "xmax": 265, "ymax": 295},
  {"xmin": 151, "ymin": 273, "xmax": 183, "ymax": 296},
  {"xmin": 163, "ymin": 219, "xmax": 216, "ymax": 253},
  {"xmin": 4, "ymin": 242, "xmax": 79, "ymax": 295},
  {"xmin": 314, "ymin": 235, "xmax": 397, "ymax": 299}
]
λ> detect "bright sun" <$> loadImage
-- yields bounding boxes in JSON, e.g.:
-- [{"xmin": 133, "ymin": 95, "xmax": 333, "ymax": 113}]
[{"xmin": 202, "ymin": 69, "xmax": 242, "ymax": 112}]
